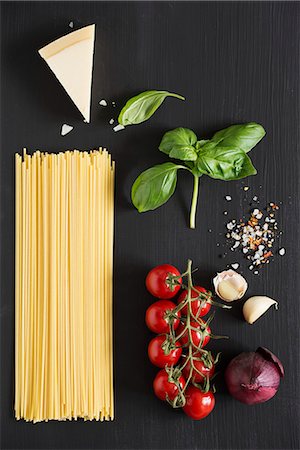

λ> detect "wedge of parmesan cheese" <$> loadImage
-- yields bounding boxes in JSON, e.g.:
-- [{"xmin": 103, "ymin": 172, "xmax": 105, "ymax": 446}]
[{"xmin": 38, "ymin": 24, "xmax": 95, "ymax": 123}]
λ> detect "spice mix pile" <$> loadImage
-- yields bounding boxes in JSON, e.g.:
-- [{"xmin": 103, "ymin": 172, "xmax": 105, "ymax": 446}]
[{"xmin": 226, "ymin": 202, "xmax": 284, "ymax": 272}]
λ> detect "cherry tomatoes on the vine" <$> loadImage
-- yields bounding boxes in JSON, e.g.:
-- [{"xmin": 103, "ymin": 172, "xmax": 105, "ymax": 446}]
[
  {"xmin": 145, "ymin": 300, "xmax": 181, "ymax": 334},
  {"xmin": 176, "ymin": 321, "xmax": 211, "ymax": 348},
  {"xmin": 183, "ymin": 386, "xmax": 215, "ymax": 420},
  {"xmin": 182, "ymin": 353, "xmax": 215, "ymax": 382},
  {"xmin": 146, "ymin": 264, "xmax": 182, "ymax": 299},
  {"xmin": 177, "ymin": 286, "xmax": 211, "ymax": 317},
  {"xmin": 148, "ymin": 335, "xmax": 182, "ymax": 368},
  {"xmin": 153, "ymin": 369, "xmax": 186, "ymax": 401}
]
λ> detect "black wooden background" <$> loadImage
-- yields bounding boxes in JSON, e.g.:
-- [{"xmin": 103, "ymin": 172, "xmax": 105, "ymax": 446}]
[{"xmin": 1, "ymin": 2, "xmax": 299, "ymax": 449}]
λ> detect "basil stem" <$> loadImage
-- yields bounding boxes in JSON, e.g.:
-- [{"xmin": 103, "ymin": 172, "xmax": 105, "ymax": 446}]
[{"xmin": 190, "ymin": 175, "xmax": 199, "ymax": 229}]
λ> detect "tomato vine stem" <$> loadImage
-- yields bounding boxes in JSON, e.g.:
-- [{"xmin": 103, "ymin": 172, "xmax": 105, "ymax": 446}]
[{"xmin": 162, "ymin": 259, "xmax": 230, "ymax": 409}]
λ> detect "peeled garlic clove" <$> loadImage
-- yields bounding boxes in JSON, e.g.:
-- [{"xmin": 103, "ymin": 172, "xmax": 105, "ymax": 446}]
[
  {"xmin": 213, "ymin": 269, "xmax": 248, "ymax": 302},
  {"xmin": 218, "ymin": 280, "xmax": 240, "ymax": 301},
  {"xmin": 243, "ymin": 296, "xmax": 278, "ymax": 324}
]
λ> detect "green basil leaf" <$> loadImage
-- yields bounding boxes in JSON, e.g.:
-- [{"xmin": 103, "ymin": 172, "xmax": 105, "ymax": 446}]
[
  {"xmin": 118, "ymin": 90, "xmax": 185, "ymax": 126},
  {"xmin": 169, "ymin": 144, "xmax": 198, "ymax": 161},
  {"xmin": 211, "ymin": 122, "xmax": 266, "ymax": 153},
  {"xmin": 196, "ymin": 139, "xmax": 210, "ymax": 150},
  {"xmin": 159, "ymin": 127, "xmax": 197, "ymax": 155},
  {"xmin": 199, "ymin": 141, "xmax": 217, "ymax": 152},
  {"xmin": 197, "ymin": 146, "xmax": 257, "ymax": 180},
  {"xmin": 131, "ymin": 162, "xmax": 184, "ymax": 212}
]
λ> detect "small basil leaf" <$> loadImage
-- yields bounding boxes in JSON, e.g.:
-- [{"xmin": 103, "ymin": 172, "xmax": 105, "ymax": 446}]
[
  {"xmin": 211, "ymin": 122, "xmax": 266, "ymax": 153},
  {"xmin": 159, "ymin": 128, "xmax": 197, "ymax": 155},
  {"xmin": 118, "ymin": 90, "xmax": 185, "ymax": 126},
  {"xmin": 199, "ymin": 141, "xmax": 217, "ymax": 152},
  {"xmin": 196, "ymin": 139, "xmax": 210, "ymax": 150},
  {"xmin": 197, "ymin": 146, "xmax": 257, "ymax": 180},
  {"xmin": 131, "ymin": 162, "xmax": 184, "ymax": 212},
  {"xmin": 169, "ymin": 144, "xmax": 198, "ymax": 161}
]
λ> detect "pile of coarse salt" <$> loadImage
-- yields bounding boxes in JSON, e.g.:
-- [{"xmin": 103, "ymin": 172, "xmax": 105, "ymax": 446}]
[{"xmin": 225, "ymin": 202, "xmax": 283, "ymax": 272}]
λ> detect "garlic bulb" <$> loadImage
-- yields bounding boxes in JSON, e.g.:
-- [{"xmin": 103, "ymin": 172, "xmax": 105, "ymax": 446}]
[
  {"xmin": 213, "ymin": 270, "xmax": 248, "ymax": 302},
  {"xmin": 243, "ymin": 296, "xmax": 278, "ymax": 324}
]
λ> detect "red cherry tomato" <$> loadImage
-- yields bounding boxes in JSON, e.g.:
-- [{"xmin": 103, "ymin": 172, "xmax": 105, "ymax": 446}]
[
  {"xmin": 183, "ymin": 386, "xmax": 215, "ymax": 420},
  {"xmin": 148, "ymin": 335, "xmax": 182, "ymax": 368},
  {"xmin": 177, "ymin": 286, "xmax": 211, "ymax": 317},
  {"xmin": 153, "ymin": 369, "xmax": 186, "ymax": 401},
  {"xmin": 182, "ymin": 353, "xmax": 215, "ymax": 382},
  {"xmin": 145, "ymin": 300, "xmax": 181, "ymax": 334},
  {"xmin": 146, "ymin": 264, "xmax": 182, "ymax": 299},
  {"xmin": 176, "ymin": 321, "xmax": 211, "ymax": 348}
]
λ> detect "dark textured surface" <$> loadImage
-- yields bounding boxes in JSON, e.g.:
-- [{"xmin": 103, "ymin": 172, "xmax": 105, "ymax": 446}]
[{"xmin": 1, "ymin": 1, "xmax": 299, "ymax": 449}]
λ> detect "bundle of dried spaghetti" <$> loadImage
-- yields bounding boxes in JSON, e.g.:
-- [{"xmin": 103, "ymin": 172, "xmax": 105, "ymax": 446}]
[{"xmin": 15, "ymin": 149, "xmax": 114, "ymax": 422}]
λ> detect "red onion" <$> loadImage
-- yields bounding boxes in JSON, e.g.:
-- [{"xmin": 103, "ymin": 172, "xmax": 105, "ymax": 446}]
[{"xmin": 225, "ymin": 347, "xmax": 284, "ymax": 405}]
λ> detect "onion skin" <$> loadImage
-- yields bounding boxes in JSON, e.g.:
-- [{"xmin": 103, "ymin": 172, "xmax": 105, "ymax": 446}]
[{"xmin": 225, "ymin": 348, "xmax": 284, "ymax": 405}]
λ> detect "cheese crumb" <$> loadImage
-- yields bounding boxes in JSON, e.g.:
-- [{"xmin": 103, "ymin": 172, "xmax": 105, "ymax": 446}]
[
  {"xmin": 231, "ymin": 263, "xmax": 239, "ymax": 270},
  {"xmin": 109, "ymin": 119, "xmax": 115, "ymax": 125},
  {"xmin": 113, "ymin": 124, "xmax": 125, "ymax": 132},
  {"xmin": 225, "ymin": 195, "xmax": 232, "ymax": 201},
  {"xmin": 279, "ymin": 248, "xmax": 285, "ymax": 256},
  {"xmin": 243, "ymin": 186, "xmax": 250, "ymax": 191},
  {"xmin": 69, "ymin": 21, "xmax": 74, "ymax": 28},
  {"xmin": 61, "ymin": 124, "xmax": 73, "ymax": 136},
  {"xmin": 227, "ymin": 222, "xmax": 235, "ymax": 230},
  {"xmin": 99, "ymin": 99, "xmax": 108, "ymax": 107}
]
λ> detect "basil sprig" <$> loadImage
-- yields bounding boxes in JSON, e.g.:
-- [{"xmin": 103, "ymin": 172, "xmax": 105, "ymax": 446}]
[
  {"xmin": 118, "ymin": 90, "xmax": 185, "ymax": 126},
  {"xmin": 131, "ymin": 123, "xmax": 266, "ymax": 229}
]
